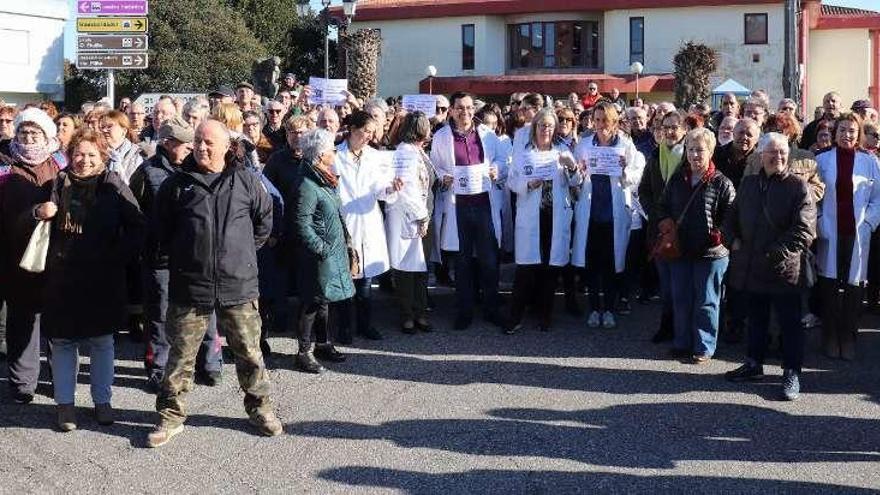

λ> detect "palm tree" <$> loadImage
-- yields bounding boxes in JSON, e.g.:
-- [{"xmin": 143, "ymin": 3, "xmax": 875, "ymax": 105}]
[
  {"xmin": 673, "ymin": 42, "xmax": 719, "ymax": 109},
  {"xmin": 342, "ymin": 28, "xmax": 382, "ymax": 101}
]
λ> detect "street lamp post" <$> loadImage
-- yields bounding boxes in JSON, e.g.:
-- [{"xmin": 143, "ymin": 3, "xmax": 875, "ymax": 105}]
[
  {"xmin": 295, "ymin": 0, "xmax": 359, "ymax": 80},
  {"xmin": 426, "ymin": 65, "xmax": 437, "ymax": 94},
  {"xmin": 629, "ymin": 61, "xmax": 644, "ymax": 102}
]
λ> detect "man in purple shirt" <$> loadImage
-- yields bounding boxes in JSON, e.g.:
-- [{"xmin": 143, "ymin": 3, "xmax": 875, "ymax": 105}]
[{"xmin": 432, "ymin": 92, "xmax": 508, "ymax": 330}]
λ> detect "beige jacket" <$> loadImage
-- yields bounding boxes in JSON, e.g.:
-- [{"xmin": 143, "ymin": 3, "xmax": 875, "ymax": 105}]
[{"xmin": 744, "ymin": 147, "xmax": 825, "ymax": 202}]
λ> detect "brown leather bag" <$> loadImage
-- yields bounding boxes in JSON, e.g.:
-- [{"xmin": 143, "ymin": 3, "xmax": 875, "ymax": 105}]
[{"xmin": 651, "ymin": 180, "xmax": 706, "ymax": 261}]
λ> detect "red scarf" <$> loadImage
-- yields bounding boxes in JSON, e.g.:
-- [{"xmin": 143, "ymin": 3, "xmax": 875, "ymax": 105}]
[
  {"xmin": 683, "ymin": 160, "xmax": 717, "ymax": 185},
  {"xmin": 315, "ymin": 164, "xmax": 338, "ymax": 188}
]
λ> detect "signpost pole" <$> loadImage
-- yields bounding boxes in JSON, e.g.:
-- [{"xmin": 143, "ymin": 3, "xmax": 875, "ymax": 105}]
[{"xmin": 107, "ymin": 69, "xmax": 115, "ymax": 107}]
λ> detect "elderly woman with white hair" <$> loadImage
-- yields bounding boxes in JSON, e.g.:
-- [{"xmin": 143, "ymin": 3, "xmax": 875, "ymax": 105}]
[
  {"xmin": 656, "ymin": 127, "xmax": 735, "ymax": 364},
  {"xmin": 723, "ymin": 132, "xmax": 816, "ymax": 400},
  {"xmin": 290, "ymin": 128, "xmax": 355, "ymax": 374}
]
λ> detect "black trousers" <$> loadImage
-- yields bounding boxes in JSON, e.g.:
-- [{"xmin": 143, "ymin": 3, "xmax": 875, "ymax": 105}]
[
  {"xmin": 394, "ymin": 270, "xmax": 428, "ymax": 322},
  {"xmin": 298, "ymin": 301, "xmax": 330, "ymax": 346},
  {"xmin": 587, "ymin": 221, "xmax": 617, "ymax": 311},
  {"xmin": 511, "ymin": 264, "xmax": 559, "ymax": 326},
  {"xmin": 5, "ymin": 305, "xmax": 41, "ymax": 395},
  {"xmin": 819, "ymin": 235, "xmax": 863, "ymax": 339}
]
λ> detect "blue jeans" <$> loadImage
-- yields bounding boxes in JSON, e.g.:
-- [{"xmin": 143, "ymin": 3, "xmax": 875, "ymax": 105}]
[
  {"xmin": 746, "ymin": 291, "xmax": 804, "ymax": 371},
  {"xmin": 50, "ymin": 334, "xmax": 114, "ymax": 405},
  {"xmin": 455, "ymin": 201, "xmax": 500, "ymax": 317},
  {"xmin": 669, "ymin": 257, "xmax": 728, "ymax": 356}
]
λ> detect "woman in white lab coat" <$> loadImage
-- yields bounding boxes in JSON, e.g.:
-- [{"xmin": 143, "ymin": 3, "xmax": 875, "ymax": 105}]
[
  {"xmin": 815, "ymin": 113, "xmax": 880, "ymax": 360},
  {"xmin": 385, "ymin": 112, "xmax": 436, "ymax": 333},
  {"xmin": 478, "ymin": 106, "xmax": 515, "ymax": 256},
  {"xmin": 335, "ymin": 110, "xmax": 402, "ymax": 341},
  {"xmin": 572, "ymin": 101, "xmax": 645, "ymax": 330},
  {"xmin": 507, "ymin": 109, "xmax": 581, "ymax": 334}
]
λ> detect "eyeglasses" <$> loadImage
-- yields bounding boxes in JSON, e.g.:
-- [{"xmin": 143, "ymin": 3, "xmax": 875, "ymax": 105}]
[
  {"xmin": 0, "ymin": 119, "xmax": 13, "ymax": 124},
  {"xmin": 267, "ymin": 109, "xmax": 283, "ymax": 114},
  {"xmin": 866, "ymin": 132, "xmax": 880, "ymax": 139},
  {"xmin": 436, "ymin": 106, "xmax": 448, "ymax": 112},
  {"xmin": 588, "ymin": 87, "xmax": 598, "ymax": 92},
  {"xmin": 538, "ymin": 122, "xmax": 555, "ymax": 129},
  {"xmin": 17, "ymin": 130, "xmax": 43, "ymax": 138}
]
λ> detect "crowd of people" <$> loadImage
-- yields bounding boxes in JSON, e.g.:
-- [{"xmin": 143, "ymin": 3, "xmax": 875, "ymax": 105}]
[{"xmin": 1, "ymin": 74, "xmax": 879, "ymax": 446}]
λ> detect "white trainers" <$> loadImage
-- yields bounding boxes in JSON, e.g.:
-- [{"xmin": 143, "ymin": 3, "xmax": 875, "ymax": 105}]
[
  {"xmin": 801, "ymin": 312, "xmax": 820, "ymax": 329},
  {"xmin": 602, "ymin": 311, "xmax": 617, "ymax": 329},
  {"xmin": 587, "ymin": 311, "xmax": 601, "ymax": 328}
]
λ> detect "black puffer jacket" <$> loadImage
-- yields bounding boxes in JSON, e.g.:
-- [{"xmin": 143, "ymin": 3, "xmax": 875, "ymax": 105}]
[
  {"xmin": 723, "ymin": 169, "xmax": 816, "ymax": 293},
  {"xmin": 153, "ymin": 154, "xmax": 273, "ymax": 306},
  {"xmin": 657, "ymin": 166, "xmax": 735, "ymax": 259}
]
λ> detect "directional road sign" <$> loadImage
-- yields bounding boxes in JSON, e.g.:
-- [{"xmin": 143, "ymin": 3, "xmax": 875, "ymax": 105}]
[
  {"xmin": 77, "ymin": 34, "xmax": 148, "ymax": 51},
  {"xmin": 77, "ymin": 52, "xmax": 149, "ymax": 70},
  {"xmin": 77, "ymin": 1, "xmax": 149, "ymax": 16},
  {"xmin": 76, "ymin": 17, "xmax": 148, "ymax": 33}
]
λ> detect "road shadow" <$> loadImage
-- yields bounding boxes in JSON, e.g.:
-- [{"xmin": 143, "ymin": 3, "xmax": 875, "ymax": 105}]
[
  {"xmin": 317, "ymin": 466, "xmax": 878, "ymax": 494},
  {"xmin": 293, "ymin": 402, "xmax": 880, "ymax": 470}
]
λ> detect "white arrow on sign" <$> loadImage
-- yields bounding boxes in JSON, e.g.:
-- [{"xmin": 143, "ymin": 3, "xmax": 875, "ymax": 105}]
[
  {"xmin": 80, "ymin": 1, "xmax": 89, "ymax": 12},
  {"xmin": 134, "ymin": 55, "xmax": 143, "ymax": 65},
  {"xmin": 135, "ymin": 37, "xmax": 143, "ymax": 48}
]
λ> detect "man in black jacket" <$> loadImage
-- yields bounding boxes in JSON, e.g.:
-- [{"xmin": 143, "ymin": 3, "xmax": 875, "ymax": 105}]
[
  {"xmin": 129, "ymin": 117, "xmax": 224, "ymax": 393},
  {"xmin": 146, "ymin": 120, "xmax": 280, "ymax": 447},
  {"xmin": 712, "ymin": 117, "xmax": 760, "ymax": 343}
]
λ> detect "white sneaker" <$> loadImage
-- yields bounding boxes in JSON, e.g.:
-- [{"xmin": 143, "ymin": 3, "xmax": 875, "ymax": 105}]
[
  {"xmin": 602, "ymin": 311, "xmax": 617, "ymax": 329},
  {"xmin": 801, "ymin": 313, "xmax": 820, "ymax": 329},
  {"xmin": 587, "ymin": 311, "xmax": 601, "ymax": 328}
]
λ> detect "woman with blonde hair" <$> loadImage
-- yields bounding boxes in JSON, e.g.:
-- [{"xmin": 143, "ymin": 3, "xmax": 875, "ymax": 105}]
[
  {"xmin": 99, "ymin": 110, "xmax": 142, "ymax": 184},
  {"xmin": 572, "ymin": 101, "xmax": 645, "ymax": 329},
  {"xmin": 656, "ymin": 127, "xmax": 735, "ymax": 364}
]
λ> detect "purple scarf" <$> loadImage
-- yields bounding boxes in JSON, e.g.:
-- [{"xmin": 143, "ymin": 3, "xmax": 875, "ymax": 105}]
[{"xmin": 9, "ymin": 139, "xmax": 56, "ymax": 165}]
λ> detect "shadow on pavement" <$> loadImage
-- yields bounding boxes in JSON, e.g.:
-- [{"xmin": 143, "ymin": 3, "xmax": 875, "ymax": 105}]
[
  {"xmin": 316, "ymin": 466, "xmax": 879, "ymax": 493},
  {"xmin": 294, "ymin": 402, "xmax": 880, "ymax": 470}
]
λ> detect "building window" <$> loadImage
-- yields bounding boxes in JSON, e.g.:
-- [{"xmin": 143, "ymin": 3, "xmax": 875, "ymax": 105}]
[
  {"xmin": 630, "ymin": 17, "xmax": 644, "ymax": 65},
  {"xmin": 744, "ymin": 13, "xmax": 768, "ymax": 45},
  {"xmin": 508, "ymin": 21, "xmax": 599, "ymax": 70},
  {"xmin": 462, "ymin": 24, "xmax": 475, "ymax": 70}
]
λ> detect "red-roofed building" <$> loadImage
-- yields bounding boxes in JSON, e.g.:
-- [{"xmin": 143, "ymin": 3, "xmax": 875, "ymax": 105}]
[{"xmin": 334, "ymin": 0, "xmax": 880, "ymax": 115}]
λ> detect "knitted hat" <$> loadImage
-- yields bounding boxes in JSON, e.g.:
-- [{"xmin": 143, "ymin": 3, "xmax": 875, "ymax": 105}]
[{"xmin": 14, "ymin": 108, "xmax": 57, "ymax": 140}]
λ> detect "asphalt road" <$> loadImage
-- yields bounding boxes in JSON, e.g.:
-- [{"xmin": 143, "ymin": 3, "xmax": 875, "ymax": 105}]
[{"xmin": 1, "ymin": 286, "xmax": 879, "ymax": 494}]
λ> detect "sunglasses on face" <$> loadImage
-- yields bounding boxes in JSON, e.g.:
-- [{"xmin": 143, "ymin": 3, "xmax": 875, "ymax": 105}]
[
  {"xmin": 436, "ymin": 106, "xmax": 448, "ymax": 112},
  {"xmin": 267, "ymin": 109, "xmax": 283, "ymax": 114}
]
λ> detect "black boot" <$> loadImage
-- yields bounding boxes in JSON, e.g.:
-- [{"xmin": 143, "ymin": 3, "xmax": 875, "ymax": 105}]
[{"xmin": 295, "ymin": 343, "xmax": 325, "ymax": 374}]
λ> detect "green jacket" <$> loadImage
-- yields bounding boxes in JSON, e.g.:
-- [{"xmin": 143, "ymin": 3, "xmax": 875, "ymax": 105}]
[{"xmin": 291, "ymin": 163, "xmax": 355, "ymax": 303}]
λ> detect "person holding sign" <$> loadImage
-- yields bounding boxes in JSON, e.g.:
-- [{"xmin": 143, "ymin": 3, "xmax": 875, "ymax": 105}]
[
  {"xmin": 507, "ymin": 109, "xmax": 581, "ymax": 334},
  {"xmin": 431, "ymin": 92, "xmax": 509, "ymax": 331},
  {"xmin": 572, "ymin": 102, "xmax": 646, "ymax": 330},
  {"xmin": 384, "ymin": 112, "xmax": 436, "ymax": 333},
  {"xmin": 335, "ymin": 111, "xmax": 402, "ymax": 342}
]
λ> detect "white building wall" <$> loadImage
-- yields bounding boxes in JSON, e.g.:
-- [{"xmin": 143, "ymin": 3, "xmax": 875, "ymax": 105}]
[
  {"xmin": 354, "ymin": 3, "xmax": 788, "ymax": 100},
  {"xmin": 351, "ymin": 16, "xmax": 502, "ymax": 97},
  {"xmin": 604, "ymin": 4, "xmax": 786, "ymax": 102},
  {"xmin": 0, "ymin": 0, "xmax": 67, "ymax": 104},
  {"xmin": 807, "ymin": 29, "xmax": 872, "ymax": 119}
]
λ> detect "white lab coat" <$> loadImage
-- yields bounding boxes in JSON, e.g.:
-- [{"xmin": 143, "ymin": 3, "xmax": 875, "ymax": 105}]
[
  {"xmin": 335, "ymin": 140, "xmax": 392, "ymax": 279},
  {"xmin": 571, "ymin": 131, "xmax": 646, "ymax": 272},
  {"xmin": 508, "ymin": 143, "xmax": 580, "ymax": 266},
  {"xmin": 430, "ymin": 123, "xmax": 506, "ymax": 256},
  {"xmin": 815, "ymin": 149, "xmax": 880, "ymax": 285},
  {"xmin": 385, "ymin": 143, "xmax": 431, "ymax": 272},
  {"xmin": 496, "ymin": 134, "xmax": 515, "ymax": 254}
]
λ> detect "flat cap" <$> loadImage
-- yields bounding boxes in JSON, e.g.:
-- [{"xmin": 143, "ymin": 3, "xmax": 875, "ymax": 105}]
[{"xmin": 157, "ymin": 116, "xmax": 195, "ymax": 144}]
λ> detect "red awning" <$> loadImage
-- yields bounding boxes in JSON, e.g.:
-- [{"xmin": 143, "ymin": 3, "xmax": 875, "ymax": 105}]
[{"xmin": 418, "ymin": 73, "xmax": 675, "ymax": 96}]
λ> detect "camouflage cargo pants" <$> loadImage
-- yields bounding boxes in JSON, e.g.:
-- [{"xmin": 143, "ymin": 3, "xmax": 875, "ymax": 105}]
[{"xmin": 156, "ymin": 300, "xmax": 272, "ymax": 426}]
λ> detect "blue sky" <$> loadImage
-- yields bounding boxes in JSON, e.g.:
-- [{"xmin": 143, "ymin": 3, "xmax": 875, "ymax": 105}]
[{"xmin": 62, "ymin": 0, "xmax": 879, "ymax": 60}]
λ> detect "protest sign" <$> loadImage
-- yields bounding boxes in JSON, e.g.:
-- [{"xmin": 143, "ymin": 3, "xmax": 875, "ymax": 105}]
[{"xmin": 402, "ymin": 95, "xmax": 437, "ymax": 118}]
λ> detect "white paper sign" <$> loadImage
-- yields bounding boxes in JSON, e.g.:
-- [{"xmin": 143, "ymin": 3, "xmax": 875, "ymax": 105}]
[
  {"xmin": 308, "ymin": 77, "xmax": 348, "ymax": 106},
  {"xmin": 392, "ymin": 150, "xmax": 420, "ymax": 184},
  {"xmin": 521, "ymin": 150, "xmax": 558, "ymax": 181},
  {"xmin": 453, "ymin": 164, "xmax": 488, "ymax": 195},
  {"xmin": 402, "ymin": 94, "xmax": 437, "ymax": 118},
  {"xmin": 583, "ymin": 147, "xmax": 624, "ymax": 176}
]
